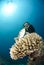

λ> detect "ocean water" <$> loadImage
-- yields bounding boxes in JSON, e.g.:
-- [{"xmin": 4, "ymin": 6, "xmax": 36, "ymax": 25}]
[{"xmin": 0, "ymin": 0, "xmax": 44, "ymax": 65}]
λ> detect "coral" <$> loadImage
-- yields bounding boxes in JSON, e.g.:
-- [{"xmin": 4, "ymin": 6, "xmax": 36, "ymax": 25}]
[
  {"xmin": 27, "ymin": 55, "xmax": 44, "ymax": 65},
  {"xmin": 10, "ymin": 32, "xmax": 44, "ymax": 61},
  {"xmin": 27, "ymin": 41, "xmax": 44, "ymax": 65}
]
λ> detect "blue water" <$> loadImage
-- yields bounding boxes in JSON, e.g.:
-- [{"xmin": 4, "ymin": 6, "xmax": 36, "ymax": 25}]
[{"xmin": 0, "ymin": 0, "xmax": 44, "ymax": 65}]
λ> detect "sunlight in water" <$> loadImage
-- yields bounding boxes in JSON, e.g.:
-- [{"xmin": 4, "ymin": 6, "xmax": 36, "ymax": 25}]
[{"xmin": 1, "ymin": 2, "xmax": 17, "ymax": 16}]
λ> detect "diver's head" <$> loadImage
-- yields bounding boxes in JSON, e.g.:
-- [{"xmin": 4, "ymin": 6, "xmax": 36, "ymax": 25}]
[
  {"xmin": 23, "ymin": 22, "xmax": 35, "ymax": 33},
  {"xmin": 24, "ymin": 22, "xmax": 30, "ymax": 27},
  {"xmin": 24, "ymin": 22, "xmax": 30, "ymax": 29}
]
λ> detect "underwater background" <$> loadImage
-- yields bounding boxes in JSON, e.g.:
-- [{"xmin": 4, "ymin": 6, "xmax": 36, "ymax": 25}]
[{"xmin": 0, "ymin": 0, "xmax": 44, "ymax": 65}]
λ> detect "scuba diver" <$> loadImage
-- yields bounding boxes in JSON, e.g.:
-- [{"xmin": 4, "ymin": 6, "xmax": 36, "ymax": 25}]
[
  {"xmin": 24, "ymin": 22, "xmax": 35, "ymax": 33},
  {"xmin": 18, "ymin": 22, "xmax": 35, "ymax": 38},
  {"xmin": 15, "ymin": 22, "xmax": 35, "ymax": 42}
]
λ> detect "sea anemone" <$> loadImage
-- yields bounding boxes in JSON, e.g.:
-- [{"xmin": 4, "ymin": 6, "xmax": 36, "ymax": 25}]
[{"xmin": 10, "ymin": 32, "xmax": 44, "ymax": 61}]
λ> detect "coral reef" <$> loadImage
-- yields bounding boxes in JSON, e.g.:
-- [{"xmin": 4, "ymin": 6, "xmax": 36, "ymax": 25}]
[
  {"xmin": 27, "ymin": 41, "xmax": 44, "ymax": 65},
  {"xmin": 10, "ymin": 32, "xmax": 44, "ymax": 65}
]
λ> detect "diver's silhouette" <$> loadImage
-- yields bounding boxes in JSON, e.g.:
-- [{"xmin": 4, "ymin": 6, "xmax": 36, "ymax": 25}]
[
  {"xmin": 18, "ymin": 22, "xmax": 35, "ymax": 38},
  {"xmin": 24, "ymin": 22, "xmax": 35, "ymax": 33}
]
